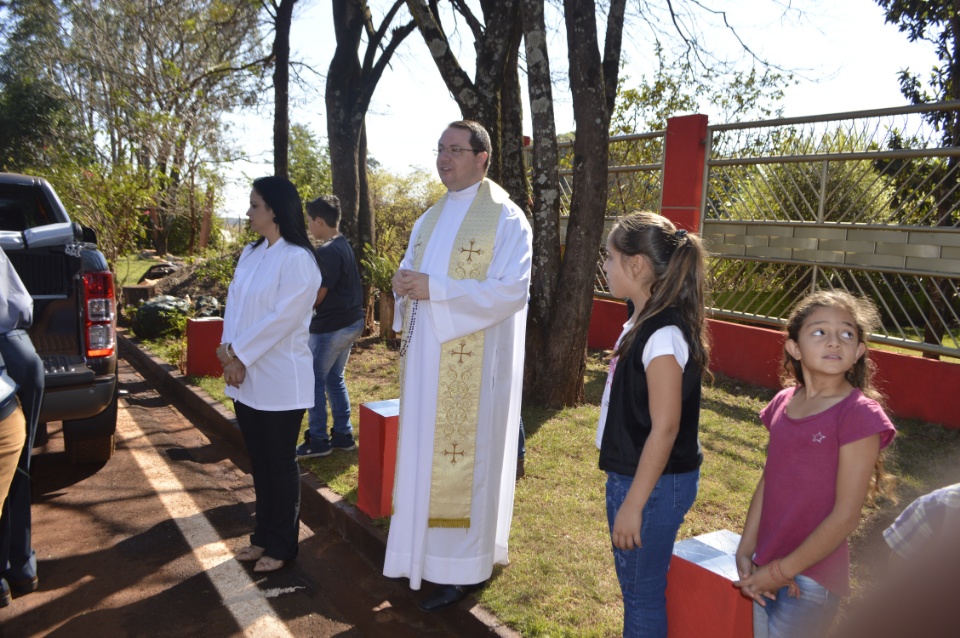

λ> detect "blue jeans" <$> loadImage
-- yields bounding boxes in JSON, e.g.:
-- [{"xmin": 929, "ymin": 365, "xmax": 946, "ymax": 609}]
[
  {"xmin": 606, "ymin": 469, "xmax": 699, "ymax": 638},
  {"xmin": 307, "ymin": 319, "xmax": 363, "ymax": 442},
  {"xmin": 0, "ymin": 329, "xmax": 44, "ymax": 582},
  {"xmin": 753, "ymin": 574, "xmax": 840, "ymax": 638}
]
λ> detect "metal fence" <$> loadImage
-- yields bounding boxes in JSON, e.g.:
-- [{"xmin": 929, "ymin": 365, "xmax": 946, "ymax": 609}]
[
  {"xmin": 579, "ymin": 102, "xmax": 960, "ymax": 359},
  {"xmin": 702, "ymin": 103, "xmax": 960, "ymax": 359},
  {"xmin": 556, "ymin": 131, "xmax": 666, "ymax": 295}
]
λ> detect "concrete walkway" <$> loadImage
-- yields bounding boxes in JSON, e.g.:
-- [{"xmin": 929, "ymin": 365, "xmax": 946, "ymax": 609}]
[{"xmin": 118, "ymin": 331, "xmax": 518, "ymax": 638}]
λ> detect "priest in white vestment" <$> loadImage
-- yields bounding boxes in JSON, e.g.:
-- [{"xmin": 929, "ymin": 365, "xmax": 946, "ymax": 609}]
[{"xmin": 385, "ymin": 121, "xmax": 532, "ymax": 612}]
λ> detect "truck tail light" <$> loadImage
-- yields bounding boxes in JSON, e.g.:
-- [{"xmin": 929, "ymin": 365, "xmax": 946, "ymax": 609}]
[{"xmin": 83, "ymin": 271, "xmax": 115, "ymax": 357}]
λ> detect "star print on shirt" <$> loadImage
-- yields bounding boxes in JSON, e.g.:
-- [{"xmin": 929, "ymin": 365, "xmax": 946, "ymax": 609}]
[{"xmin": 812, "ymin": 432, "xmax": 826, "ymax": 443}]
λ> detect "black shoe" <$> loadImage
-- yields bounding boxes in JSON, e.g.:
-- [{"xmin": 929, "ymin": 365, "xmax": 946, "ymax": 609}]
[
  {"xmin": 418, "ymin": 583, "xmax": 481, "ymax": 612},
  {"xmin": 0, "ymin": 579, "xmax": 9, "ymax": 608},
  {"xmin": 330, "ymin": 432, "xmax": 357, "ymax": 451},
  {"xmin": 296, "ymin": 440, "xmax": 332, "ymax": 459},
  {"xmin": 9, "ymin": 575, "xmax": 38, "ymax": 595}
]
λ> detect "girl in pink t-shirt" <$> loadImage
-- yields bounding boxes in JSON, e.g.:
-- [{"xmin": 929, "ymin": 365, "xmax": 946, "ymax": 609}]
[{"xmin": 734, "ymin": 290, "xmax": 896, "ymax": 638}]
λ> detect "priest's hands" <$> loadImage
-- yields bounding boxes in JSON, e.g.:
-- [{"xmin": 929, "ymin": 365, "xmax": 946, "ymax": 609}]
[{"xmin": 392, "ymin": 269, "xmax": 430, "ymax": 300}]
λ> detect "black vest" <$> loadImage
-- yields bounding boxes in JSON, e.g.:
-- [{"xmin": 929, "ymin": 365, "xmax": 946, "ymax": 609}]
[{"xmin": 598, "ymin": 307, "xmax": 703, "ymax": 477}]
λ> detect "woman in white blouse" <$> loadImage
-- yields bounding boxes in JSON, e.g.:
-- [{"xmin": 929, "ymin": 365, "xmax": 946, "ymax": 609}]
[{"xmin": 216, "ymin": 176, "xmax": 322, "ymax": 573}]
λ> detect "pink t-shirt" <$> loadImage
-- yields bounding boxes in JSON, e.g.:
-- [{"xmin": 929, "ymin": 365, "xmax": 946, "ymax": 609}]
[{"xmin": 754, "ymin": 386, "xmax": 896, "ymax": 595}]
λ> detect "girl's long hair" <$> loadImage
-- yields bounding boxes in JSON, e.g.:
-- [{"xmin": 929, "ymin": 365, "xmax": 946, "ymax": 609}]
[
  {"xmin": 251, "ymin": 176, "xmax": 320, "ymax": 268},
  {"xmin": 609, "ymin": 212, "xmax": 710, "ymax": 375},
  {"xmin": 781, "ymin": 289, "xmax": 882, "ymax": 400},
  {"xmin": 781, "ymin": 289, "xmax": 895, "ymax": 503}
]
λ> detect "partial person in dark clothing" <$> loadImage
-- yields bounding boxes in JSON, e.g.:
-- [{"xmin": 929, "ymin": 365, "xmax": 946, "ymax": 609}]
[
  {"xmin": 0, "ymin": 246, "xmax": 43, "ymax": 604},
  {"xmin": 296, "ymin": 195, "xmax": 365, "ymax": 459}
]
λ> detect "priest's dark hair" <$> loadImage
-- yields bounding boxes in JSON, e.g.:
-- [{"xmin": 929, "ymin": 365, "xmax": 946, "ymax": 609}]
[
  {"xmin": 608, "ymin": 211, "xmax": 710, "ymax": 375},
  {"xmin": 306, "ymin": 195, "xmax": 341, "ymax": 229},
  {"xmin": 448, "ymin": 120, "xmax": 492, "ymax": 170},
  {"xmin": 251, "ymin": 176, "xmax": 320, "ymax": 267}
]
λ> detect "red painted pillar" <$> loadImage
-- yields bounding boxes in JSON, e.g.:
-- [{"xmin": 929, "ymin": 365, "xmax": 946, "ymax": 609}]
[
  {"xmin": 357, "ymin": 399, "xmax": 400, "ymax": 519},
  {"xmin": 666, "ymin": 530, "xmax": 753, "ymax": 638},
  {"xmin": 660, "ymin": 114, "xmax": 709, "ymax": 232},
  {"xmin": 186, "ymin": 317, "xmax": 224, "ymax": 378}
]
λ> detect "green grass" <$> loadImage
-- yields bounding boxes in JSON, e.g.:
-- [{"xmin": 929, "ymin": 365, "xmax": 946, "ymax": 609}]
[
  {"xmin": 152, "ymin": 338, "xmax": 960, "ymax": 637},
  {"xmin": 113, "ymin": 254, "xmax": 158, "ymax": 288}
]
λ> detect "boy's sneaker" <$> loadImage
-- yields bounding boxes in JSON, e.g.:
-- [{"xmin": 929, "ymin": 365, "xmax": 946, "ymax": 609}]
[
  {"xmin": 330, "ymin": 432, "xmax": 357, "ymax": 451},
  {"xmin": 297, "ymin": 439, "xmax": 332, "ymax": 459}
]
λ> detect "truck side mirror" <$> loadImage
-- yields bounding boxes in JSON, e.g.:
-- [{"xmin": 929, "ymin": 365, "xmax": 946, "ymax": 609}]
[{"xmin": 81, "ymin": 225, "xmax": 98, "ymax": 244}]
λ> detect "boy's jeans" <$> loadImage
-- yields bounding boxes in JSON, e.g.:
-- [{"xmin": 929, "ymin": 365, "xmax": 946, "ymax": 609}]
[{"xmin": 307, "ymin": 319, "xmax": 363, "ymax": 443}]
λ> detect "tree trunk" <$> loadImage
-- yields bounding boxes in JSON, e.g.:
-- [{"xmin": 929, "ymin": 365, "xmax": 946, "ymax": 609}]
[
  {"xmin": 501, "ymin": 26, "xmax": 530, "ymax": 214},
  {"xmin": 357, "ymin": 121, "xmax": 375, "ymax": 265},
  {"xmin": 524, "ymin": 0, "xmax": 624, "ymax": 406},
  {"xmin": 520, "ymin": 0, "xmax": 563, "ymax": 397},
  {"xmin": 199, "ymin": 184, "xmax": 215, "ymax": 250},
  {"xmin": 328, "ymin": 0, "xmax": 414, "ymax": 251},
  {"xmin": 272, "ymin": 0, "xmax": 296, "ymax": 179},
  {"xmin": 405, "ymin": 0, "xmax": 522, "ymax": 190},
  {"xmin": 358, "ymin": 122, "xmax": 377, "ymax": 336},
  {"xmin": 378, "ymin": 290, "xmax": 396, "ymax": 340}
]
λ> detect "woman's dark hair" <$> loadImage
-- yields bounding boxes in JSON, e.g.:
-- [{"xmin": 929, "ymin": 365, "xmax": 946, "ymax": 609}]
[
  {"xmin": 251, "ymin": 176, "xmax": 319, "ymax": 267},
  {"xmin": 608, "ymin": 211, "xmax": 710, "ymax": 375}
]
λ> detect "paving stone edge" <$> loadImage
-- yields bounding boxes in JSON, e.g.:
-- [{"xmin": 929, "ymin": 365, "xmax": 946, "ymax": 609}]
[{"xmin": 117, "ymin": 330, "xmax": 519, "ymax": 638}]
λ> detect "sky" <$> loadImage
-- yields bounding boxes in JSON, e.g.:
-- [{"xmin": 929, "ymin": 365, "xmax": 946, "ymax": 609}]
[{"xmin": 220, "ymin": 0, "xmax": 941, "ymax": 215}]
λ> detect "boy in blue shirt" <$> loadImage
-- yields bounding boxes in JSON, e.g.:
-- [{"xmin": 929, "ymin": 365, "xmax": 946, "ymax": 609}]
[{"xmin": 297, "ymin": 196, "xmax": 365, "ymax": 458}]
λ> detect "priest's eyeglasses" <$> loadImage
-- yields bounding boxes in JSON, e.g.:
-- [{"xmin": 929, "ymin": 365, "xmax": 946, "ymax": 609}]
[{"xmin": 434, "ymin": 145, "xmax": 481, "ymax": 157}]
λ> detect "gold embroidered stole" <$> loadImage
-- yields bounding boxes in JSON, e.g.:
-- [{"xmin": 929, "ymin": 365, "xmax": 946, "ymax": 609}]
[{"xmin": 398, "ymin": 179, "xmax": 506, "ymax": 528}]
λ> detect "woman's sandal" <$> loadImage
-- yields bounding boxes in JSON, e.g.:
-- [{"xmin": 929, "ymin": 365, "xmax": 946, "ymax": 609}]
[
  {"xmin": 236, "ymin": 545, "xmax": 265, "ymax": 562},
  {"xmin": 253, "ymin": 556, "xmax": 286, "ymax": 573}
]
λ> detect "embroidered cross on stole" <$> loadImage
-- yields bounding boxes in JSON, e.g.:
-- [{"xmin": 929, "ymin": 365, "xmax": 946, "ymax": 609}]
[{"xmin": 398, "ymin": 179, "xmax": 505, "ymax": 528}]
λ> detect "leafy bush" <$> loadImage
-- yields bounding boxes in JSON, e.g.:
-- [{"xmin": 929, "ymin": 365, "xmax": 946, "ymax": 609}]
[
  {"xmin": 193, "ymin": 256, "xmax": 237, "ymax": 291},
  {"xmin": 132, "ymin": 296, "xmax": 193, "ymax": 340},
  {"xmin": 361, "ymin": 240, "xmax": 399, "ymax": 293}
]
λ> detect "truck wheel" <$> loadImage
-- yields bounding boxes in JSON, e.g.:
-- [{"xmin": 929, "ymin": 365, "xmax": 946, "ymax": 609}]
[{"xmin": 62, "ymin": 391, "xmax": 119, "ymax": 464}]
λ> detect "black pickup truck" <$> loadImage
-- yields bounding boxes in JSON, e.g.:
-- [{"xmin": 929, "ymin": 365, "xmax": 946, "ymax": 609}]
[{"xmin": 0, "ymin": 173, "xmax": 118, "ymax": 463}]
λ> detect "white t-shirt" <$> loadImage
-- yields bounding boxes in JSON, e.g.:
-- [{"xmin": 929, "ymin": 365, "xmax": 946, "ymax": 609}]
[{"xmin": 595, "ymin": 322, "xmax": 689, "ymax": 449}]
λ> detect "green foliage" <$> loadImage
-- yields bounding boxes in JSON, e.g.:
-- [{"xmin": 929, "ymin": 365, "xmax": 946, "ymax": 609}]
[
  {"xmin": 355, "ymin": 166, "xmax": 445, "ymax": 296},
  {"xmin": 193, "ymin": 254, "xmax": 237, "ymax": 290},
  {"xmin": 604, "ymin": 44, "xmax": 794, "ymax": 217},
  {"xmin": 45, "ymin": 160, "xmax": 155, "ymax": 264},
  {"xmin": 0, "ymin": 0, "xmax": 267, "ymax": 256},
  {"xmin": 873, "ymin": 131, "xmax": 959, "ymax": 227},
  {"xmin": 289, "ymin": 123, "xmax": 333, "ymax": 203},
  {"xmin": 360, "ymin": 240, "xmax": 399, "ymax": 292},
  {"xmin": 368, "ymin": 166, "xmax": 443, "ymax": 256},
  {"xmin": 878, "ymin": 0, "xmax": 957, "ymax": 111},
  {"xmin": 0, "ymin": 75, "xmax": 91, "ymax": 171},
  {"xmin": 611, "ymin": 44, "xmax": 792, "ymax": 136}
]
